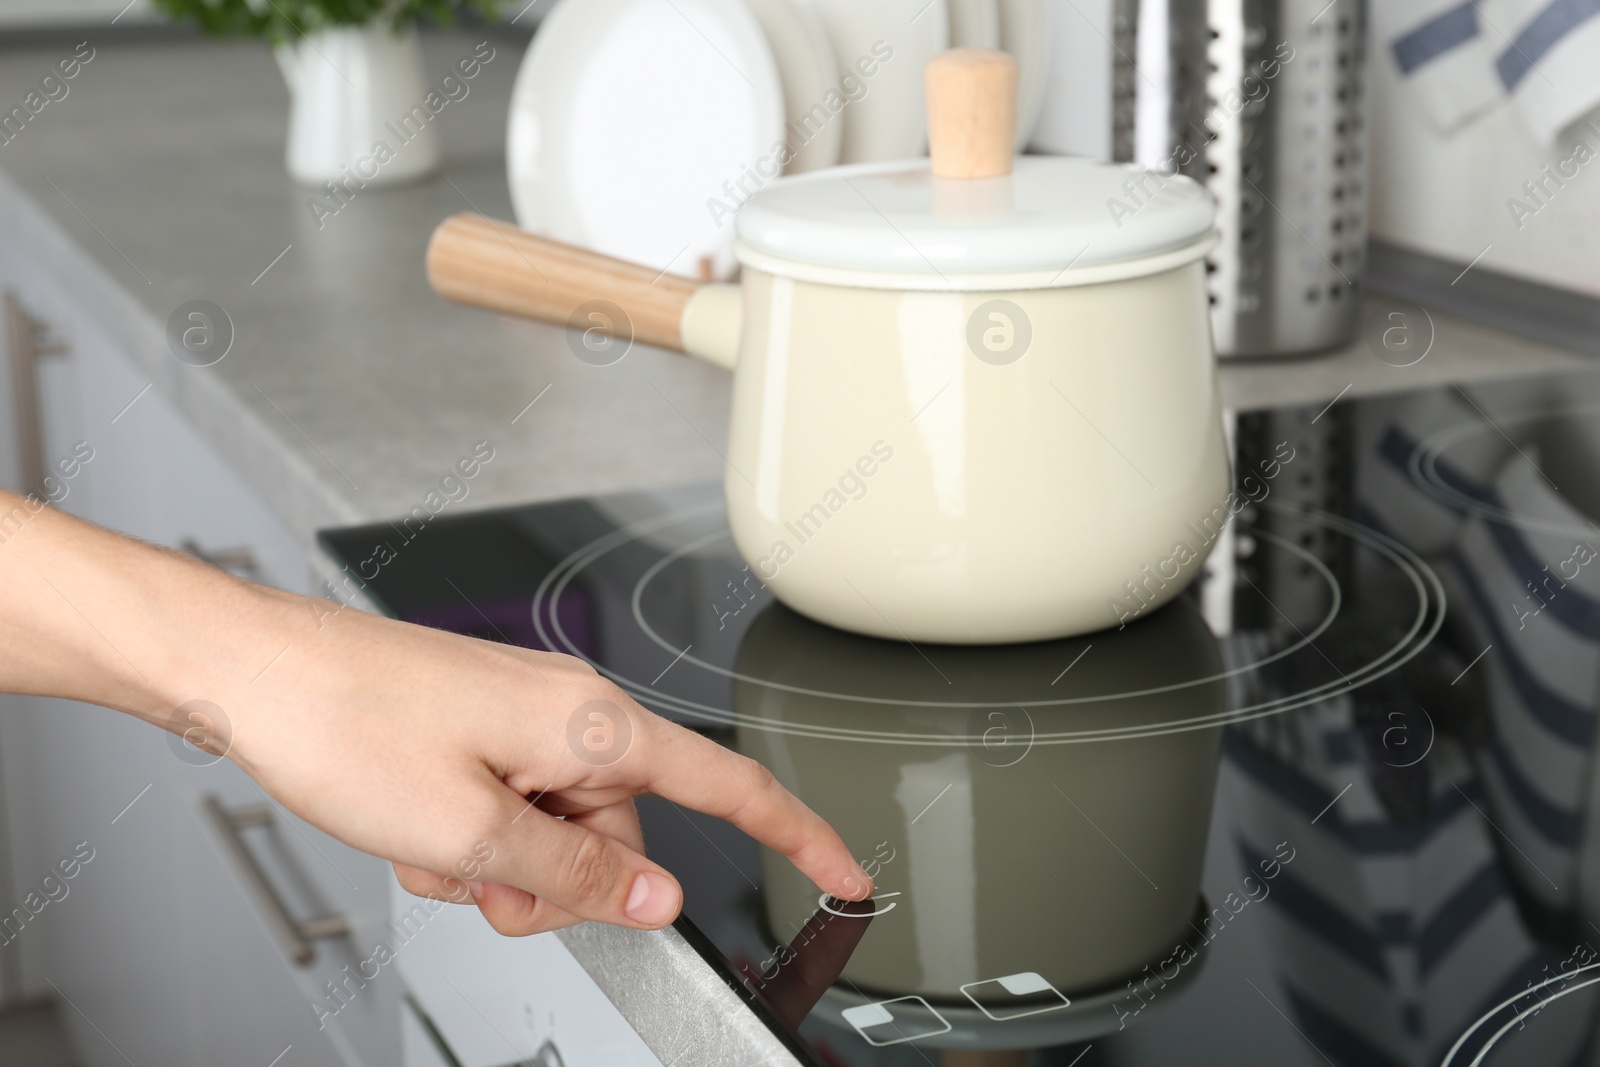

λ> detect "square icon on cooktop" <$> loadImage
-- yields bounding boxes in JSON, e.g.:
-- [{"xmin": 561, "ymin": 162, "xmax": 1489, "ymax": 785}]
[
  {"xmin": 960, "ymin": 971, "xmax": 1073, "ymax": 1021},
  {"xmin": 840, "ymin": 996, "xmax": 952, "ymax": 1047}
]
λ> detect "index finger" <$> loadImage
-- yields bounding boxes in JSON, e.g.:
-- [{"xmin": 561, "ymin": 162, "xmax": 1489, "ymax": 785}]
[{"xmin": 641, "ymin": 716, "xmax": 873, "ymax": 901}]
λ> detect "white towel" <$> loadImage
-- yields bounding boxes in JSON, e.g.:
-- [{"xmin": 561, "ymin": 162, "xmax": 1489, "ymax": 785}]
[
  {"xmin": 1379, "ymin": 0, "xmax": 1504, "ymax": 133},
  {"xmin": 1490, "ymin": 0, "xmax": 1600, "ymax": 145}
]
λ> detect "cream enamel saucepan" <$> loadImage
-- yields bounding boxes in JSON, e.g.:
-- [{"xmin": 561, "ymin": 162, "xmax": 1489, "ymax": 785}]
[{"xmin": 428, "ymin": 49, "xmax": 1230, "ymax": 644}]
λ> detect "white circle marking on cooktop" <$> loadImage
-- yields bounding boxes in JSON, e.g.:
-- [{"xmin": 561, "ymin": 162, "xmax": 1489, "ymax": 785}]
[
  {"xmin": 1409, "ymin": 400, "xmax": 1600, "ymax": 539},
  {"xmin": 531, "ymin": 501, "xmax": 1442, "ymax": 744}
]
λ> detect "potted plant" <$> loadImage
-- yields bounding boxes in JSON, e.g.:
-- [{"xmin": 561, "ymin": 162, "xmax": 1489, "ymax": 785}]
[{"xmin": 152, "ymin": 0, "xmax": 506, "ymax": 187}]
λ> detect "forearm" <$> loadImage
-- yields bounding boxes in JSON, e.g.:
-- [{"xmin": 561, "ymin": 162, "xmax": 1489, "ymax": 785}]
[{"xmin": 0, "ymin": 488, "xmax": 280, "ymax": 726}]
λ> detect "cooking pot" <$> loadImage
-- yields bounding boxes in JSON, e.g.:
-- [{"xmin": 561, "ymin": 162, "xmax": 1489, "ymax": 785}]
[
  {"xmin": 731, "ymin": 594, "xmax": 1225, "ymax": 1006},
  {"xmin": 428, "ymin": 49, "xmax": 1230, "ymax": 643}
]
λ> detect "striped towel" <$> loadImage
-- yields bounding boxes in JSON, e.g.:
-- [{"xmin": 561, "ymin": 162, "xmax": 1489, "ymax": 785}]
[
  {"xmin": 1223, "ymin": 704, "xmax": 1599, "ymax": 1065},
  {"xmin": 1380, "ymin": 0, "xmax": 1503, "ymax": 133},
  {"xmin": 1492, "ymin": 0, "xmax": 1600, "ymax": 146},
  {"xmin": 1355, "ymin": 389, "xmax": 1508, "ymax": 561},
  {"xmin": 1451, "ymin": 451, "xmax": 1600, "ymax": 925},
  {"xmin": 1382, "ymin": 0, "xmax": 1600, "ymax": 144}
]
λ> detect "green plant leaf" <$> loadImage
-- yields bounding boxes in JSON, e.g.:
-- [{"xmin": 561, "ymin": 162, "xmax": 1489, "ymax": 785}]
[{"xmin": 149, "ymin": 0, "xmax": 508, "ymax": 45}]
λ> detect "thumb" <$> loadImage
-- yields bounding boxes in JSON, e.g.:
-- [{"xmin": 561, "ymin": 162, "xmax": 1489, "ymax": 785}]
[{"xmin": 482, "ymin": 790, "xmax": 684, "ymax": 929}]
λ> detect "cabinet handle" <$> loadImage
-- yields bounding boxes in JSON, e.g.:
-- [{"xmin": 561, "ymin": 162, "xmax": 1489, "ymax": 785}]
[
  {"xmin": 202, "ymin": 795, "xmax": 350, "ymax": 967},
  {"xmin": 181, "ymin": 539, "xmax": 262, "ymax": 581},
  {"xmin": 5, "ymin": 291, "xmax": 69, "ymax": 500},
  {"xmin": 530, "ymin": 1040, "xmax": 567, "ymax": 1067}
]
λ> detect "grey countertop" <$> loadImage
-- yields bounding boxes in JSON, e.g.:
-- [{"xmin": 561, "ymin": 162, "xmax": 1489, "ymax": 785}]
[
  {"xmin": 0, "ymin": 29, "xmax": 1591, "ymax": 551},
  {"xmin": 0, "ymin": 27, "xmax": 732, "ymax": 546}
]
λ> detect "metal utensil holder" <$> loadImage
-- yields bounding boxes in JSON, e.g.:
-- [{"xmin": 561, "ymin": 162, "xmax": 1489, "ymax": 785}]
[{"xmin": 1109, "ymin": 0, "xmax": 1371, "ymax": 358}]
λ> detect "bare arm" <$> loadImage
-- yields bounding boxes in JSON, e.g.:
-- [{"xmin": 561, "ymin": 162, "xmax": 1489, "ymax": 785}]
[{"xmin": 0, "ymin": 489, "xmax": 871, "ymax": 933}]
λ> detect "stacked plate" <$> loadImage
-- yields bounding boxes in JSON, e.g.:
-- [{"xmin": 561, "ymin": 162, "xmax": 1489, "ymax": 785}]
[{"xmin": 505, "ymin": 0, "xmax": 1050, "ymax": 281}]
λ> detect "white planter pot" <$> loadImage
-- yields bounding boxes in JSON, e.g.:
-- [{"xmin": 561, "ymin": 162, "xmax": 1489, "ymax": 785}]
[{"xmin": 273, "ymin": 25, "xmax": 441, "ymax": 188}]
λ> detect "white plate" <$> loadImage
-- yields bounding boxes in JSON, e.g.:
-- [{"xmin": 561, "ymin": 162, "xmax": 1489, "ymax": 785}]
[
  {"xmin": 1031, "ymin": 0, "xmax": 1110, "ymax": 157},
  {"xmin": 948, "ymin": 0, "xmax": 999, "ymax": 47},
  {"xmin": 795, "ymin": 0, "xmax": 949, "ymax": 163},
  {"xmin": 743, "ymin": 0, "xmax": 842, "ymax": 174},
  {"xmin": 998, "ymin": 0, "xmax": 1051, "ymax": 148},
  {"xmin": 506, "ymin": 0, "xmax": 785, "ymax": 280}
]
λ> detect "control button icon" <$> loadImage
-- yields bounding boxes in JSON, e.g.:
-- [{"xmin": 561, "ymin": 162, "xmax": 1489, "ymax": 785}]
[
  {"xmin": 959, "ymin": 971, "xmax": 1072, "ymax": 1021},
  {"xmin": 818, "ymin": 890, "xmax": 900, "ymax": 917},
  {"xmin": 840, "ymin": 996, "xmax": 952, "ymax": 1047}
]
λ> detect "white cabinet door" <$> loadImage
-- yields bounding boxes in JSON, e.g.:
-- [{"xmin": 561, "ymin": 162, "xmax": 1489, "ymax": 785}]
[
  {"xmin": 0, "ymin": 244, "xmax": 394, "ymax": 1065},
  {"xmin": 0, "ymin": 702, "xmax": 395, "ymax": 1067},
  {"xmin": 0, "ymin": 262, "xmax": 163, "ymax": 543},
  {"xmin": 167, "ymin": 754, "xmax": 402, "ymax": 1067},
  {"xmin": 393, "ymin": 897, "xmax": 663, "ymax": 1067},
  {"xmin": 0, "ymin": 694, "xmax": 205, "ymax": 1067},
  {"xmin": 0, "ymin": 245, "xmax": 194, "ymax": 1067},
  {"xmin": 145, "ymin": 379, "xmax": 312, "ymax": 595},
  {"xmin": 403, "ymin": 998, "xmax": 463, "ymax": 1067}
]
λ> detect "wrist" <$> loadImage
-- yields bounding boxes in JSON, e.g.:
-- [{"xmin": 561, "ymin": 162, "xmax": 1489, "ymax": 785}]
[
  {"xmin": 115, "ymin": 546, "xmax": 307, "ymax": 742},
  {"xmin": 0, "ymin": 492, "xmax": 324, "ymax": 767},
  {"xmin": 0, "ymin": 500, "xmax": 245, "ymax": 720}
]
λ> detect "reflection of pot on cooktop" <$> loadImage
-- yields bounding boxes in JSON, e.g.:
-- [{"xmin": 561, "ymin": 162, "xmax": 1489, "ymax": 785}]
[{"xmin": 732, "ymin": 595, "xmax": 1227, "ymax": 1012}]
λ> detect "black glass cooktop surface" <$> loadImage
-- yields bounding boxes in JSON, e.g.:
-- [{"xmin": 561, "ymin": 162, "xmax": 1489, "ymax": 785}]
[{"xmin": 321, "ymin": 375, "xmax": 1600, "ymax": 1067}]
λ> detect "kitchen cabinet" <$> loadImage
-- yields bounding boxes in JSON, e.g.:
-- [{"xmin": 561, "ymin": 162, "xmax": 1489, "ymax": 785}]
[
  {"xmin": 402, "ymin": 999, "xmax": 461, "ymax": 1067},
  {"xmin": 392, "ymin": 896, "xmax": 662, "ymax": 1067},
  {"xmin": 0, "ymin": 241, "xmax": 398, "ymax": 1066},
  {"xmin": 170, "ymin": 764, "xmax": 402, "ymax": 1067}
]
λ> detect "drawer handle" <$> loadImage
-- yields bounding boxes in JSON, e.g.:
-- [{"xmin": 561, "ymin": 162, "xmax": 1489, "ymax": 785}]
[
  {"xmin": 182, "ymin": 540, "xmax": 261, "ymax": 581},
  {"xmin": 527, "ymin": 1040, "xmax": 566, "ymax": 1067},
  {"xmin": 202, "ymin": 795, "xmax": 350, "ymax": 967},
  {"xmin": 5, "ymin": 291, "xmax": 69, "ymax": 500}
]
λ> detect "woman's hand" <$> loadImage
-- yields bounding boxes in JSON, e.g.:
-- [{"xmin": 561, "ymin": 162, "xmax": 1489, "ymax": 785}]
[
  {"xmin": 0, "ymin": 490, "xmax": 871, "ymax": 935},
  {"xmin": 219, "ymin": 590, "xmax": 874, "ymax": 935}
]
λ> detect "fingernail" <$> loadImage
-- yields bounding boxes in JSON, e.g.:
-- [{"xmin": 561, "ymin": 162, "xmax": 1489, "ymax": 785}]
[
  {"xmin": 466, "ymin": 880, "xmax": 485, "ymax": 902},
  {"xmin": 846, "ymin": 864, "xmax": 873, "ymax": 898},
  {"xmin": 624, "ymin": 871, "xmax": 680, "ymax": 927}
]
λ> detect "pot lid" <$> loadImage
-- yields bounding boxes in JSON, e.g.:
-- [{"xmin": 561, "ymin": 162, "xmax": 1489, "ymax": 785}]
[{"xmin": 735, "ymin": 155, "xmax": 1216, "ymax": 283}]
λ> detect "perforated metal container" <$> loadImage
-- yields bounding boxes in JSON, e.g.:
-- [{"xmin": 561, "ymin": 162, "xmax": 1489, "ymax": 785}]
[
  {"xmin": 1087, "ymin": 0, "xmax": 1371, "ymax": 358},
  {"xmin": 1201, "ymin": 0, "xmax": 1371, "ymax": 357}
]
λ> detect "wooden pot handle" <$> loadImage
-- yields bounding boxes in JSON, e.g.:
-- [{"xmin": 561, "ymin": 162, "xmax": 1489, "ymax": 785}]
[{"xmin": 426, "ymin": 213, "xmax": 699, "ymax": 352}]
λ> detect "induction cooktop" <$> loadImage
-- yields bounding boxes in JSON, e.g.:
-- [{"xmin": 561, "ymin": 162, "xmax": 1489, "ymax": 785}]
[{"xmin": 321, "ymin": 373, "xmax": 1600, "ymax": 1067}]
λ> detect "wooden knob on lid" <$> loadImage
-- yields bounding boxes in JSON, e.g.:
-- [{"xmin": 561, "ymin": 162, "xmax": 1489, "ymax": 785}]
[{"xmin": 925, "ymin": 48, "xmax": 1019, "ymax": 179}]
